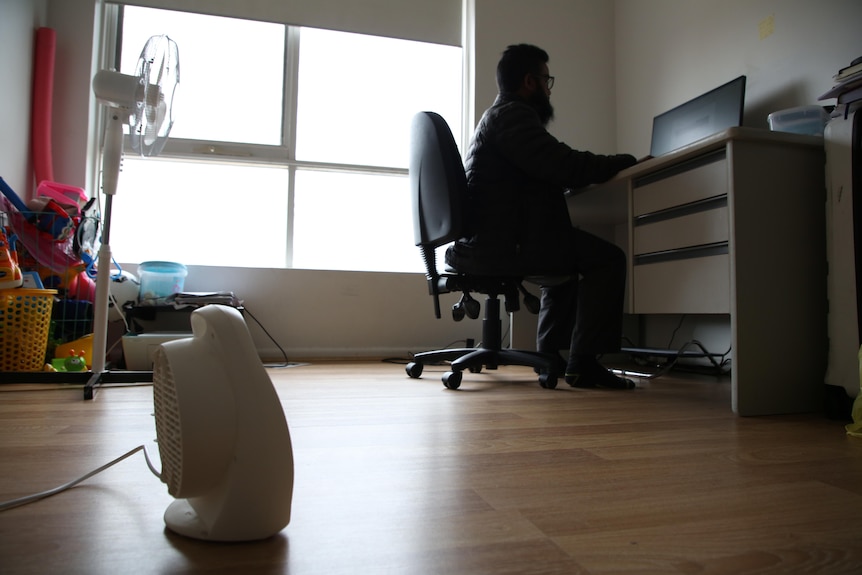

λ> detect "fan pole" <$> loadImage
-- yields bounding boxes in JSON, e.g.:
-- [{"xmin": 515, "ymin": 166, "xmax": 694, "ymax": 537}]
[
  {"xmin": 90, "ymin": 197, "xmax": 113, "ymax": 376},
  {"xmin": 84, "ymin": 36, "xmax": 178, "ymax": 398},
  {"xmin": 87, "ymin": 111, "xmax": 123, "ymax": 392}
]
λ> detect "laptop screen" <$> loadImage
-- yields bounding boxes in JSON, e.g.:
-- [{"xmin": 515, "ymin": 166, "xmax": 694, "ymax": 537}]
[{"xmin": 650, "ymin": 75, "xmax": 746, "ymax": 157}]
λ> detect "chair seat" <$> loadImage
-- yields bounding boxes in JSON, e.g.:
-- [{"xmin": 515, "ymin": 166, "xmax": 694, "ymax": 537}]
[{"xmin": 444, "ymin": 264, "xmax": 572, "ymax": 292}]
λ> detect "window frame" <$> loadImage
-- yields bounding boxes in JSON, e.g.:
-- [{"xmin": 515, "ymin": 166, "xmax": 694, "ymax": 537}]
[{"xmin": 110, "ymin": 6, "xmax": 442, "ymax": 270}]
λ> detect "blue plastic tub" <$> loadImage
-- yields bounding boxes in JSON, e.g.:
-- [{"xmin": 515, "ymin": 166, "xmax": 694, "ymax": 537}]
[{"xmin": 138, "ymin": 261, "xmax": 187, "ymax": 302}]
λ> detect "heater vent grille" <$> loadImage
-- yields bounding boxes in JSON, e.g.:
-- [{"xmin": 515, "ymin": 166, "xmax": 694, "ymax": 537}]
[{"xmin": 152, "ymin": 346, "xmax": 182, "ymax": 496}]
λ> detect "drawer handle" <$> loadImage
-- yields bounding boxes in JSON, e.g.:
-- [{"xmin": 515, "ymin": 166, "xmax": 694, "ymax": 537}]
[
  {"xmin": 633, "ymin": 148, "xmax": 726, "ymax": 187},
  {"xmin": 634, "ymin": 242, "xmax": 729, "ymax": 265},
  {"xmin": 634, "ymin": 195, "xmax": 728, "ymax": 225}
]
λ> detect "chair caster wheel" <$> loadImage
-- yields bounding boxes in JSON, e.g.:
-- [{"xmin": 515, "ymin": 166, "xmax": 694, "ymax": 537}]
[
  {"xmin": 451, "ymin": 304, "xmax": 466, "ymax": 322},
  {"xmin": 464, "ymin": 298, "xmax": 480, "ymax": 319},
  {"xmin": 468, "ymin": 365, "xmax": 482, "ymax": 374},
  {"xmin": 539, "ymin": 373, "xmax": 558, "ymax": 389},
  {"xmin": 443, "ymin": 371, "xmax": 462, "ymax": 389},
  {"xmin": 406, "ymin": 362, "xmax": 423, "ymax": 379}
]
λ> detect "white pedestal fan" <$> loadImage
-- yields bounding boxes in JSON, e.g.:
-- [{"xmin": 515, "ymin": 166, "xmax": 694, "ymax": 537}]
[{"xmin": 85, "ymin": 35, "xmax": 179, "ymax": 399}]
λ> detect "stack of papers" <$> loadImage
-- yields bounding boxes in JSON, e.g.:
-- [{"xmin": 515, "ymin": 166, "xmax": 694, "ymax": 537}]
[
  {"xmin": 166, "ymin": 291, "xmax": 243, "ymax": 308},
  {"xmin": 820, "ymin": 55, "xmax": 862, "ymax": 104}
]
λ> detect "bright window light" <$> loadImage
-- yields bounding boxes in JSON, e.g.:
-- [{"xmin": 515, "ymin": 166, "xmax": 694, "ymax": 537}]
[
  {"xmin": 296, "ymin": 28, "xmax": 462, "ymax": 168},
  {"xmin": 110, "ymin": 157, "xmax": 289, "ymax": 268},
  {"xmin": 121, "ymin": 6, "xmax": 285, "ymax": 145},
  {"xmin": 111, "ymin": 5, "xmax": 462, "ymax": 273},
  {"xmin": 292, "ymin": 170, "xmax": 421, "ymax": 273}
]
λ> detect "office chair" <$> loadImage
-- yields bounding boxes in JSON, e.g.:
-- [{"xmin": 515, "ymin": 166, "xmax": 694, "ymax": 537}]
[{"xmin": 405, "ymin": 111, "xmax": 562, "ymax": 390}]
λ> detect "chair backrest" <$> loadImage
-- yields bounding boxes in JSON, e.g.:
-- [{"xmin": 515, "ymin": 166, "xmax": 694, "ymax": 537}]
[{"xmin": 409, "ymin": 111, "xmax": 466, "ymax": 248}]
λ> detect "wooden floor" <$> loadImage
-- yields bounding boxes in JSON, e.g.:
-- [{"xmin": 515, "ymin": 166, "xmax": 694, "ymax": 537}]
[{"xmin": 1, "ymin": 360, "xmax": 861, "ymax": 574}]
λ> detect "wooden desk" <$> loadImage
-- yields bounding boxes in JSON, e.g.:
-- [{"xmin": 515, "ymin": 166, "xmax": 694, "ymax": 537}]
[{"xmin": 568, "ymin": 127, "xmax": 827, "ymax": 415}]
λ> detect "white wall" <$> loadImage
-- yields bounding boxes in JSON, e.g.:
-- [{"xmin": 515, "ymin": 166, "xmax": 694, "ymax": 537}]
[
  {"xmin": 45, "ymin": 0, "xmax": 102, "ymax": 197},
  {"xmin": 0, "ymin": 0, "xmax": 98, "ymax": 198},
  {"xmin": 473, "ymin": 0, "xmax": 617, "ymax": 155},
  {"xmin": 6, "ymin": 0, "xmax": 860, "ymax": 361},
  {"xmin": 171, "ymin": 266, "xmax": 484, "ymax": 360},
  {"xmin": 0, "ymin": 0, "xmax": 47, "ymax": 197},
  {"xmin": 615, "ymin": 0, "xmax": 862, "ymax": 157}
]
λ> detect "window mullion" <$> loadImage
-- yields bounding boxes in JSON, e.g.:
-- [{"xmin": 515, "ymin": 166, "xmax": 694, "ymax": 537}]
[
  {"xmin": 284, "ymin": 26, "xmax": 300, "ymax": 160},
  {"xmin": 284, "ymin": 26, "xmax": 301, "ymax": 268},
  {"xmin": 154, "ymin": 139, "xmax": 287, "ymax": 163}
]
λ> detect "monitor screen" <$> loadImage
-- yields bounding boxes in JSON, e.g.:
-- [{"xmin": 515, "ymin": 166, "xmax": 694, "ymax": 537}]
[{"xmin": 650, "ymin": 75, "xmax": 746, "ymax": 157}]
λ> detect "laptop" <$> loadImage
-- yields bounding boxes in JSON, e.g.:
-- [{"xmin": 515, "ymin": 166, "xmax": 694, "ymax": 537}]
[{"xmin": 649, "ymin": 75, "xmax": 746, "ymax": 158}]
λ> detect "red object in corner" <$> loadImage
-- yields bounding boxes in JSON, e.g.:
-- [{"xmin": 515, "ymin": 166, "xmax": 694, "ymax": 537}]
[{"xmin": 32, "ymin": 27, "xmax": 56, "ymax": 192}]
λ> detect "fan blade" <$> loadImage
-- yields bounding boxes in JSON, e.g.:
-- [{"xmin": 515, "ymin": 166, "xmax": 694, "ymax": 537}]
[
  {"xmin": 131, "ymin": 34, "xmax": 179, "ymax": 156},
  {"xmin": 144, "ymin": 102, "xmax": 164, "ymax": 147}
]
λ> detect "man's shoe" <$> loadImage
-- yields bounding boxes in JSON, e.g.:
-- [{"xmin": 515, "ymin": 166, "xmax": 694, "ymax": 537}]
[
  {"xmin": 565, "ymin": 367, "xmax": 636, "ymax": 390},
  {"xmin": 534, "ymin": 352, "xmax": 567, "ymax": 376}
]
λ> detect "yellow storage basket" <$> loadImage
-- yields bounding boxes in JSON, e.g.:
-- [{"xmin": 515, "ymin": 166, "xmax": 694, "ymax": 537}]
[{"xmin": 0, "ymin": 288, "xmax": 57, "ymax": 372}]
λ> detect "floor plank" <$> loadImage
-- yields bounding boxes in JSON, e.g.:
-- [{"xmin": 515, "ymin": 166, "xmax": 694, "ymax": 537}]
[{"xmin": 1, "ymin": 361, "xmax": 861, "ymax": 574}]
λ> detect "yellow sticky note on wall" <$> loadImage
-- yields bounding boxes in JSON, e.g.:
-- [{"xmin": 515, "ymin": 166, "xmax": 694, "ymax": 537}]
[{"xmin": 759, "ymin": 15, "xmax": 774, "ymax": 40}]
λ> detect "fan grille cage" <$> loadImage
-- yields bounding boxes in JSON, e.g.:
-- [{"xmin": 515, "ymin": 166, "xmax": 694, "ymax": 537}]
[{"xmin": 152, "ymin": 346, "xmax": 183, "ymax": 495}]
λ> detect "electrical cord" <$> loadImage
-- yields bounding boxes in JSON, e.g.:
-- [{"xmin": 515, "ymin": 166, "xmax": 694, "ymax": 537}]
[
  {"xmin": 241, "ymin": 305, "xmax": 291, "ymax": 368},
  {"xmin": 667, "ymin": 314, "xmax": 687, "ymax": 349},
  {"xmin": 622, "ymin": 337, "xmax": 732, "ymax": 379},
  {"xmin": 0, "ymin": 444, "xmax": 161, "ymax": 512},
  {"xmin": 109, "ymin": 293, "xmax": 131, "ymax": 334}
]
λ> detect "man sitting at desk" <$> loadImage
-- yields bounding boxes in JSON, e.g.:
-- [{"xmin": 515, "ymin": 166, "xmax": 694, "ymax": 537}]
[{"xmin": 446, "ymin": 43, "xmax": 637, "ymax": 389}]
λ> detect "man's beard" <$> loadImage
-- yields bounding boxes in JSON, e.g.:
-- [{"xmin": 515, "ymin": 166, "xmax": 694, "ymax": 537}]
[{"xmin": 529, "ymin": 90, "xmax": 554, "ymax": 126}]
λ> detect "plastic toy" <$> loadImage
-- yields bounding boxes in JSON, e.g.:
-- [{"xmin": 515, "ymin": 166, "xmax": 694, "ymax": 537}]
[
  {"xmin": 0, "ymin": 226, "xmax": 23, "ymax": 289},
  {"xmin": 68, "ymin": 270, "xmax": 96, "ymax": 302},
  {"xmin": 50, "ymin": 349, "xmax": 88, "ymax": 372},
  {"xmin": 54, "ymin": 334, "xmax": 93, "ymax": 369},
  {"xmin": 63, "ymin": 350, "xmax": 87, "ymax": 372}
]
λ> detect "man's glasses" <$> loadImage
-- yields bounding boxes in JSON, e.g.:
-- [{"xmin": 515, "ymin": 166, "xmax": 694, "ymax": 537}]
[{"xmin": 534, "ymin": 74, "xmax": 555, "ymax": 90}]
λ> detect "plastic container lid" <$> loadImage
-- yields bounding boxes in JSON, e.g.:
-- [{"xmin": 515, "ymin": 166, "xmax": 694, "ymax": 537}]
[{"xmin": 139, "ymin": 261, "xmax": 188, "ymax": 275}]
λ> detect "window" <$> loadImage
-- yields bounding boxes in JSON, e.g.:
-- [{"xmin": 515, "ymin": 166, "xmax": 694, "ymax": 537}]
[{"xmin": 108, "ymin": 5, "xmax": 462, "ymax": 273}]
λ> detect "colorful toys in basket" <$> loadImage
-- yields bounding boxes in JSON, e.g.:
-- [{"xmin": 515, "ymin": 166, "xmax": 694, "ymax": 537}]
[
  {"xmin": 1, "ymin": 177, "xmax": 100, "ymax": 371},
  {"xmin": 0, "ymin": 225, "xmax": 23, "ymax": 290},
  {"xmin": 0, "ymin": 177, "xmax": 94, "ymax": 281}
]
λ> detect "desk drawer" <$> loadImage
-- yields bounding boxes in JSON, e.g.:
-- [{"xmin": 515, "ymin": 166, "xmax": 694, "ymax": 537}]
[
  {"xmin": 633, "ymin": 253, "xmax": 730, "ymax": 314},
  {"xmin": 633, "ymin": 153, "xmax": 728, "ymax": 216},
  {"xmin": 634, "ymin": 204, "xmax": 729, "ymax": 255}
]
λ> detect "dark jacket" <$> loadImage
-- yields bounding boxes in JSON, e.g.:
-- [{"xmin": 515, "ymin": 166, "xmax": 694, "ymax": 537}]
[{"xmin": 449, "ymin": 93, "xmax": 636, "ymax": 274}]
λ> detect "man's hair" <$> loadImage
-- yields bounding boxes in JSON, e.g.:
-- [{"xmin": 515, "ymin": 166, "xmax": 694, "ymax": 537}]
[{"xmin": 496, "ymin": 44, "xmax": 549, "ymax": 94}]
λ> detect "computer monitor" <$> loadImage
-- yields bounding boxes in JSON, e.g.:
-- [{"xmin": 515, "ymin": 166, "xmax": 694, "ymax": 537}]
[{"xmin": 650, "ymin": 75, "xmax": 746, "ymax": 157}]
